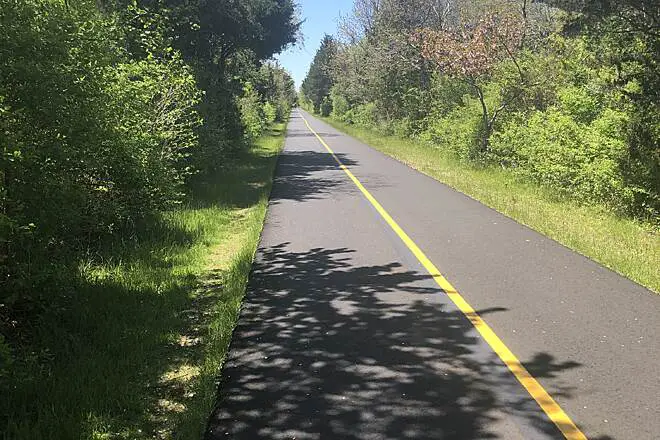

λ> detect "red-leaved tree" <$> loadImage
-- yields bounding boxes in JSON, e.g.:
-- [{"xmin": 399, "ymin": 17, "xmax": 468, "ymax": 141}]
[{"xmin": 414, "ymin": 13, "xmax": 527, "ymax": 153}]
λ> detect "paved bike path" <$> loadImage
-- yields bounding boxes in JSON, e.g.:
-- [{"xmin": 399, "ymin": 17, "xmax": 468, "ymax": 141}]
[{"xmin": 206, "ymin": 110, "xmax": 659, "ymax": 440}]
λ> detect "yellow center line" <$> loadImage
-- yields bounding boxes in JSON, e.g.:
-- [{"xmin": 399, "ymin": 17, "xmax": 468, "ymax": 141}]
[{"xmin": 299, "ymin": 111, "xmax": 588, "ymax": 440}]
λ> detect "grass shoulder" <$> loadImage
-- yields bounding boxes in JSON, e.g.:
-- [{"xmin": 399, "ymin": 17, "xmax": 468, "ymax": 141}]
[
  {"xmin": 2, "ymin": 123, "xmax": 286, "ymax": 439},
  {"xmin": 321, "ymin": 116, "xmax": 659, "ymax": 294}
]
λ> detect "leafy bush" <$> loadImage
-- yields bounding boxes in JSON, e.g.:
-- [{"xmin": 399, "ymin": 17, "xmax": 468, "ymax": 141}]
[
  {"xmin": 239, "ymin": 82, "xmax": 267, "ymax": 142},
  {"xmin": 274, "ymin": 97, "xmax": 292, "ymax": 122},
  {"xmin": 0, "ymin": 1, "xmax": 208, "ymax": 303},
  {"xmin": 319, "ymin": 96, "xmax": 333, "ymax": 117},
  {"xmin": 330, "ymin": 88, "xmax": 351, "ymax": 122},
  {"xmin": 490, "ymin": 107, "xmax": 636, "ymax": 210},
  {"xmin": 255, "ymin": 62, "xmax": 297, "ymax": 122},
  {"xmin": 104, "ymin": 56, "xmax": 202, "ymax": 214},
  {"xmin": 557, "ymin": 86, "xmax": 600, "ymax": 124},
  {"xmin": 350, "ymin": 103, "xmax": 379, "ymax": 128},
  {"xmin": 1, "ymin": 0, "xmax": 297, "ymax": 309},
  {"xmin": 263, "ymin": 101, "xmax": 278, "ymax": 126},
  {"xmin": 420, "ymin": 97, "xmax": 484, "ymax": 160}
]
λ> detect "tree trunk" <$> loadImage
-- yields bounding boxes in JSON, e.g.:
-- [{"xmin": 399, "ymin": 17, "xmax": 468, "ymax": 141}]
[{"xmin": 473, "ymin": 82, "xmax": 491, "ymax": 153}]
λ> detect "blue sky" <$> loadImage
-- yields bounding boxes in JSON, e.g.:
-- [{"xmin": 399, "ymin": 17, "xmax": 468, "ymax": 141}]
[{"xmin": 275, "ymin": 0, "xmax": 354, "ymax": 89}]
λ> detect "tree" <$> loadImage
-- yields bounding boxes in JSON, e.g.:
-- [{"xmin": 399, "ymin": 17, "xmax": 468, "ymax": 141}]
[
  {"xmin": 332, "ymin": 0, "xmax": 458, "ymax": 126},
  {"xmin": 255, "ymin": 63, "xmax": 297, "ymax": 121},
  {"xmin": 542, "ymin": 0, "xmax": 659, "ymax": 213},
  {"xmin": 0, "ymin": 0, "xmax": 301, "ymax": 306},
  {"xmin": 301, "ymin": 35, "xmax": 338, "ymax": 113},
  {"xmin": 416, "ymin": 12, "xmax": 527, "ymax": 152}
]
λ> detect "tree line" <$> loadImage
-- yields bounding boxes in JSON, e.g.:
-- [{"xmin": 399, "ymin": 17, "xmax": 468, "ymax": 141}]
[
  {"xmin": 0, "ymin": 0, "xmax": 298, "ymax": 316},
  {"xmin": 301, "ymin": 0, "xmax": 659, "ymax": 220}
]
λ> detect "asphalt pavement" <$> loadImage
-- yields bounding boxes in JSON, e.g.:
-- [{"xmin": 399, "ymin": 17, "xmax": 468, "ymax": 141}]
[{"xmin": 205, "ymin": 110, "xmax": 659, "ymax": 440}]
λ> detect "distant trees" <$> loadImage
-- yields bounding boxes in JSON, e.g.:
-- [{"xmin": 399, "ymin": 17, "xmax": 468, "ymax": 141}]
[
  {"xmin": 301, "ymin": 0, "xmax": 659, "ymax": 219},
  {"xmin": 257, "ymin": 62, "xmax": 299, "ymax": 122},
  {"xmin": 301, "ymin": 35, "xmax": 338, "ymax": 114}
]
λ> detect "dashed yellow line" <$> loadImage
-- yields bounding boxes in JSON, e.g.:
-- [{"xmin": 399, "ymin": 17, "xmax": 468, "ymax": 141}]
[{"xmin": 299, "ymin": 111, "xmax": 588, "ymax": 440}]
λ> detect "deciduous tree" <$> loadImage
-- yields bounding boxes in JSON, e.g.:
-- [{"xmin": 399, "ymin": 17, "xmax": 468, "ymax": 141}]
[{"xmin": 416, "ymin": 12, "xmax": 527, "ymax": 152}]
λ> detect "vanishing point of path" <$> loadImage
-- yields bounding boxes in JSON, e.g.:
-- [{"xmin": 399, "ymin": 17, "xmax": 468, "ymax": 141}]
[{"xmin": 206, "ymin": 110, "xmax": 659, "ymax": 440}]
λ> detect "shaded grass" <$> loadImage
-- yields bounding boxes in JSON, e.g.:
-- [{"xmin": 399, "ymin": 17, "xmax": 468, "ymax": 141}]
[
  {"xmin": 322, "ymin": 117, "xmax": 659, "ymax": 294},
  {"xmin": 1, "ymin": 123, "xmax": 286, "ymax": 439}
]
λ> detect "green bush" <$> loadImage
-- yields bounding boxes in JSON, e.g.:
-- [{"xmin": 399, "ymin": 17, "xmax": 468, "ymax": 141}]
[
  {"xmin": 274, "ymin": 97, "xmax": 292, "ymax": 122},
  {"xmin": 0, "ymin": 1, "xmax": 203, "ymax": 300},
  {"xmin": 104, "ymin": 56, "xmax": 202, "ymax": 214},
  {"xmin": 238, "ymin": 82, "xmax": 267, "ymax": 141},
  {"xmin": 351, "ymin": 103, "xmax": 379, "ymax": 128},
  {"xmin": 330, "ymin": 88, "xmax": 351, "ymax": 122},
  {"xmin": 319, "ymin": 95, "xmax": 333, "ymax": 117},
  {"xmin": 420, "ymin": 97, "xmax": 484, "ymax": 160},
  {"xmin": 263, "ymin": 101, "xmax": 277, "ymax": 126},
  {"xmin": 298, "ymin": 91, "xmax": 314, "ymax": 113},
  {"xmin": 557, "ymin": 85, "xmax": 601, "ymax": 124},
  {"xmin": 490, "ymin": 107, "xmax": 636, "ymax": 211},
  {"xmin": 0, "ymin": 0, "xmax": 314, "ymax": 312}
]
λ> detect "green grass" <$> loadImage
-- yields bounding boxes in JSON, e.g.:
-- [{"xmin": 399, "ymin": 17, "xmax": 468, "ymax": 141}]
[
  {"xmin": 1, "ymin": 123, "xmax": 286, "ymax": 439},
  {"xmin": 321, "ymin": 117, "xmax": 659, "ymax": 294}
]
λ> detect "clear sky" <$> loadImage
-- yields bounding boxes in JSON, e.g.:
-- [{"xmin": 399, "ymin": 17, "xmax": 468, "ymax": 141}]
[{"xmin": 275, "ymin": 0, "xmax": 354, "ymax": 90}]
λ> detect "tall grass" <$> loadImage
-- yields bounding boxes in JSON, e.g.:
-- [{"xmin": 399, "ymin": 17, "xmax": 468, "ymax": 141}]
[
  {"xmin": 1, "ymin": 124, "xmax": 286, "ymax": 439},
  {"xmin": 322, "ymin": 117, "xmax": 659, "ymax": 294}
]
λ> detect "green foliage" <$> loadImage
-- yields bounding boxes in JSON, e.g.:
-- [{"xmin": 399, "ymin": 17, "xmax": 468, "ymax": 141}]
[
  {"xmin": 0, "ymin": 124, "xmax": 287, "ymax": 440},
  {"xmin": 490, "ymin": 107, "xmax": 636, "ymax": 210},
  {"xmin": 1, "ymin": 0, "xmax": 298, "ymax": 434},
  {"xmin": 421, "ymin": 97, "xmax": 484, "ymax": 160},
  {"xmin": 309, "ymin": 0, "xmax": 658, "ymax": 220},
  {"xmin": 557, "ymin": 86, "xmax": 600, "ymax": 123},
  {"xmin": 319, "ymin": 96, "xmax": 333, "ymax": 117},
  {"xmin": 336, "ymin": 103, "xmax": 380, "ymax": 129},
  {"xmin": 105, "ymin": 56, "xmax": 202, "ymax": 213},
  {"xmin": 298, "ymin": 91, "xmax": 315, "ymax": 113},
  {"xmin": 239, "ymin": 74, "xmax": 293, "ymax": 142},
  {"xmin": 254, "ymin": 62, "xmax": 297, "ymax": 122},
  {"xmin": 301, "ymin": 35, "xmax": 337, "ymax": 112},
  {"xmin": 263, "ymin": 101, "xmax": 278, "ymax": 126},
  {"xmin": 239, "ymin": 82, "xmax": 267, "ymax": 142},
  {"xmin": 0, "ymin": 0, "xmax": 207, "ymax": 303},
  {"xmin": 330, "ymin": 88, "xmax": 351, "ymax": 122}
]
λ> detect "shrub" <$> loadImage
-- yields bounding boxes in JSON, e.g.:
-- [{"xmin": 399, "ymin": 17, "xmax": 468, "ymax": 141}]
[
  {"xmin": 330, "ymin": 89, "xmax": 351, "ymax": 122},
  {"xmin": 0, "ymin": 0, "xmax": 203, "ymax": 304},
  {"xmin": 104, "ymin": 56, "xmax": 202, "ymax": 214},
  {"xmin": 319, "ymin": 96, "xmax": 333, "ymax": 117},
  {"xmin": 239, "ymin": 82, "xmax": 266, "ymax": 141},
  {"xmin": 420, "ymin": 97, "xmax": 484, "ymax": 160},
  {"xmin": 557, "ymin": 85, "xmax": 600, "ymax": 124},
  {"xmin": 351, "ymin": 103, "xmax": 379, "ymax": 128},
  {"xmin": 274, "ymin": 97, "xmax": 292, "ymax": 122},
  {"xmin": 490, "ymin": 107, "xmax": 635, "ymax": 211},
  {"xmin": 263, "ymin": 101, "xmax": 277, "ymax": 126}
]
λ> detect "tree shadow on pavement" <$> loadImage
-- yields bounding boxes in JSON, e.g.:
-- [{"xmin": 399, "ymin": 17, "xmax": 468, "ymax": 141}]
[
  {"xmin": 285, "ymin": 131, "xmax": 341, "ymax": 138},
  {"xmin": 191, "ymin": 138, "xmax": 361, "ymax": 210},
  {"xmin": 268, "ymin": 150, "xmax": 360, "ymax": 205},
  {"xmin": 205, "ymin": 243, "xmax": 593, "ymax": 440}
]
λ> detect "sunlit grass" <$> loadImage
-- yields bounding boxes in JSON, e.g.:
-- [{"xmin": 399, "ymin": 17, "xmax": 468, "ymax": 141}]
[
  {"xmin": 322, "ymin": 118, "xmax": 659, "ymax": 294},
  {"xmin": 2, "ymin": 124, "xmax": 286, "ymax": 439}
]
